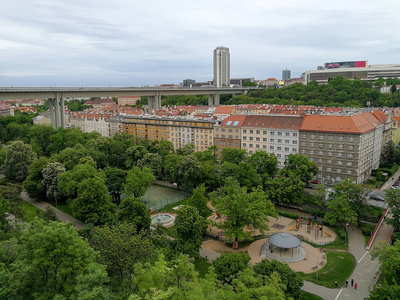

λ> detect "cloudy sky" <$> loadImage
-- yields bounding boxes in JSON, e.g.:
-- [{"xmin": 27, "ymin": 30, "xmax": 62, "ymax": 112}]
[{"xmin": 1, "ymin": 0, "xmax": 399, "ymax": 87}]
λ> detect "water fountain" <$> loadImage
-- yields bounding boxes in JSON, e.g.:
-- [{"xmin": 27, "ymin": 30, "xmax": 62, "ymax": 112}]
[{"xmin": 151, "ymin": 213, "xmax": 175, "ymax": 226}]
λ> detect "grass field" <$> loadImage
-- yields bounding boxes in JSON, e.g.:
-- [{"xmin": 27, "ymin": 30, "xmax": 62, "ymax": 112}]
[
  {"xmin": 300, "ymin": 250, "xmax": 356, "ymax": 288},
  {"xmin": 22, "ymin": 201, "xmax": 42, "ymax": 222}
]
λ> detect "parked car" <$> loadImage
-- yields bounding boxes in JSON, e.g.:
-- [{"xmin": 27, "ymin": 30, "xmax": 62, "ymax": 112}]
[
  {"xmin": 310, "ymin": 180, "xmax": 321, "ymax": 184},
  {"xmin": 370, "ymin": 195, "xmax": 385, "ymax": 201}
]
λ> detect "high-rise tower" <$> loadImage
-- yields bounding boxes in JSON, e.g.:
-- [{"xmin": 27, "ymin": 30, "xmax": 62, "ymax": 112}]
[
  {"xmin": 213, "ymin": 46, "xmax": 230, "ymax": 87},
  {"xmin": 282, "ymin": 69, "xmax": 291, "ymax": 81}
]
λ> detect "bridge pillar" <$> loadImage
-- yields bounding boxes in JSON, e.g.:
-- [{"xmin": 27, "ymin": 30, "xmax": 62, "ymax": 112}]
[
  {"xmin": 48, "ymin": 99, "xmax": 55, "ymax": 127},
  {"xmin": 147, "ymin": 93, "xmax": 162, "ymax": 112},
  {"xmin": 49, "ymin": 93, "xmax": 65, "ymax": 129},
  {"xmin": 208, "ymin": 93, "xmax": 220, "ymax": 106}
]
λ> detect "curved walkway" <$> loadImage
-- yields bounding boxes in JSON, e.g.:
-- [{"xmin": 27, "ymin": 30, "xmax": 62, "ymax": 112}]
[{"xmin": 20, "ymin": 191, "xmax": 85, "ymax": 230}]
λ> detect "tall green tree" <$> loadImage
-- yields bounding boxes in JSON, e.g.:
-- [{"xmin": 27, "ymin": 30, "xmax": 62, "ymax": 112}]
[
  {"xmin": 118, "ymin": 197, "xmax": 151, "ymax": 232},
  {"xmin": 124, "ymin": 167, "xmax": 155, "ymax": 198},
  {"xmin": 0, "ymin": 219, "xmax": 109, "ymax": 300},
  {"xmin": 323, "ymin": 195, "xmax": 357, "ymax": 227},
  {"xmin": 381, "ymin": 140, "xmax": 395, "ymax": 165},
  {"xmin": 264, "ymin": 173, "xmax": 306, "ymax": 206},
  {"xmin": 71, "ymin": 178, "xmax": 115, "ymax": 225},
  {"xmin": 187, "ymin": 184, "xmax": 210, "ymax": 219},
  {"xmin": 23, "ymin": 157, "xmax": 51, "ymax": 200},
  {"xmin": 104, "ymin": 167, "xmax": 126, "ymax": 204},
  {"xmin": 91, "ymin": 222, "xmax": 156, "ymax": 295},
  {"xmin": 254, "ymin": 259, "xmax": 303, "ymax": 299},
  {"xmin": 280, "ymin": 153, "xmax": 318, "ymax": 183},
  {"xmin": 174, "ymin": 206, "xmax": 207, "ymax": 257},
  {"xmin": 4, "ymin": 141, "xmax": 36, "ymax": 182},
  {"xmin": 247, "ymin": 151, "xmax": 279, "ymax": 183},
  {"xmin": 137, "ymin": 153, "xmax": 162, "ymax": 178},
  {"xmin": 385, "ymin": 189, "xmax": 400, "ymax": 231},
  {"xmin": 27, "ymin": 124, "xmax": 56, "ymax": 156},
  {"xmin": 41, "ymin": 162, "xmax": 66, "ymax": 205},
  {"xmin": 219, "ymin": 162, "xmax": 261, "ymax": 189},
  {"xmin": 211, "ymin": 178, "xmax": 277, "ymax": 243},
  {"xmin": 212, "ymin": 252, "xmax": 250, "ymax": 284},
  {"xmin": 220, "ymin": 148, "xmax": 247, "ymax": 165}
]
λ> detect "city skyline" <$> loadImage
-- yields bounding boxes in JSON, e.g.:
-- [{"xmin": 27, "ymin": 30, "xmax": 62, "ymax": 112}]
[{"xmin": 1, "ymin": 0, "xmax": 399, "ymax": 87}]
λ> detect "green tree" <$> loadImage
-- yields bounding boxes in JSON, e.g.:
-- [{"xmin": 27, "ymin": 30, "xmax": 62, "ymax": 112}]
[
  {"xmin": 23, "ymin": 157, "xmax": 51, "ymax": 200},
  {"xmin": 27, "ymin": 124, "xmax": 56, "ymax": 156},
  {"xmin": 381, "ymin": 140, "xmax": 395, "ymax": 165},
  {"xmin": 254, "ymin": 259, "xmax": 303, "ymax": 299},
  {"xmin": 247, "ymin": 151, "xmax": 279, "ymax": 183},
  {"xmin": 124, "ymin": 167, "xmax": 155, "ymax": 198},
  {"xmin": 91, "ymin": 222, "xmax": 156, "ymax": 295},
  {"xmin": 220, "ymin": 148, "xmax": 247, "ymax": 165},
  {"xmin": 174, "ymin": 206, "xmax": 207, "ymax": 257},
  {"xmin": 330, "ymin": 179, "xmax": 369, "ymax": 222},
  {"xmin": 41, "ymin": 162, "xmax": 66, "ymax": 205},
  {"xmin": 4, "ymin": 141, "xmax": 37, "ymax": 182},
  {"xmin": 211, "ymin": 178, "xmax": 277, "ymax": 243},
  {"xmin": 371, "ymin": 240, "xmax": 400, "ymax": 283},
  {"xmin": 118, "ymin": 197, "xmax": 151, "ymax": 232},
  {"xmin": 71, "ymin": 178, "xmax": 115, "ymax": 225},
  {"xmin": 323, "ymin": 195, "xmax": 357, "ymax": 227},
  {"xmin": 264, "ymin": 173, "xmax": 306, "ymax": 206},
  {"xmin": 212, "ymin": 252, "xmax": 250, "ymax": 284},
  {"xmin": 58, "ymin": 162, "xmax": 105, "ymax": 199},
  {"xmin": 163, "ymin": 154, "xmax": 202, "ymax": 191},
  {"xmin": 187, "ymin": 184, "xmax": 210, "ymax": 219},
  {"xmin": 48, "ymin": 127, "xmax": 86, "ymax": 154},
  {"xmin": 385, "ymin": 189, "xmax": 400, "ymax": 231},
  {"xmin": 220, "ymin": 162, "xmax": 261, "ymax": 189},
  {"xmin": 104, "ymin": 167, "xmax": 126, "ymax": 204},
  {"xmin": 137, "ymin": 153, "xmax": 162, "ymax": 178},
  {"xmin": 369, "ymin": 279, "xmax": 400, "ymax": 300},
  {"xmin": 176, "ymin": 143, "xmax": 195, "ymax": 156},
  {"xmin": 0, "ymin": 219, "xmax": 108, "ymax": 300},
  {"xmin": 54, "ymin": 144, "xmax": 92, "ymax": 170},
  {"xmin": 280, "ymin": 153, "xmax": 318, "ymax": 183}
]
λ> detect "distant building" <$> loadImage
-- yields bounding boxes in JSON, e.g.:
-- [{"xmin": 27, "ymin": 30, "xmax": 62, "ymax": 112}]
[
  {"xmin": 84, "ymin": 98, "xmax": 115, "ymax": 109},
  {"xmin": 118, "ymin": 96, "xmax": 140, "ymax": 106},
  {"xmin": 304, "ymin": 61, "xmax": 400, "ymax": 84},
  {"xmin": 230, "ymin": 78, "xmax": 254, "ymax": 86},
  {"xmin": 213, "ymin": 46, "xmax": 230, "ymax": 87},
  {"xmin": 182, "ymin": 79, "xmax": 196, "ymax": 87},
  {"xmin": 282, "ymin": 69, "xmax": 291, "ymax": 81},
  {"xmin": 259, "ymin": 78, "xmax": 278, "ymax": 87}
]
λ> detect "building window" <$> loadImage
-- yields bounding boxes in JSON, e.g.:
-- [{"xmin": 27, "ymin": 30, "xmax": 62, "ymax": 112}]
[
  {"xmin": 270, "ymin": 138, "xmax": 275, "ymax": 143},
  {"xmin": 301, "ymin": 141, "xmax": 306, "ymax": 146},
  {"xmin": 249, "ymin": 144, "xmax": 253, "ymax": 148},
  {"xmin": 347, "ymin": 170, "xmax": 352, "ymax": 174},
  {"xmin": 293, "ymin": 141, "xmax": 297, "ymax": 144},
  {"xmin": 278, "ymin": 132, "xmax": 282, "ymax": 136},
  {"xmin": 285, "ymin": 140, "xmax": 289, "ymax": 144},
  {"xmin": 256, "ymin": 144, "xmax": 260, "ymax": 148},
  {"xmin": 243, "ymin": 143, "xmax": 247, "ymax": 147},
  {"xmin": 348, "ymin": 153, "xmax": 353, "ymax": 158},
  {"xmin": 271, "ymin": 131, "xmax": 275, "ymax": 136},
  {"xmin": 310, "ymin": 150, "xmax": 315, "ymax": 155},
  {"xmin": 278, "ymin": 139, "xmax": 282, "ymax": 143},
  {"xmin": 310, "ymin": 134, "xmax": 316, "ymax": 139},
  {"xmin": 349, "ymin": 137, "xmax": 355, "ymax": 142},
  {"xmin": 310, "ymin": 142, "xmax": 315, "ymax": 147},
  {"xmin": 243, "ymin": 136, "xmax": 247, "ymax": 140},
  {"xmin": 348, "ymin": 145, "xmax": 354, "ymax": 150},
  {"xmin": 228, "ymin": 142, "xmax": 232, "ymax": 146},
  {"xmin": 256, "ymin": 137, "xmax": 260, "ymax": 141},
  {"xmin": 277, "ymin": 154, "xmax": 281, "ymax": 158},
  {"xmin": 293, "ymin": 133, "xmax": 298, "ymax": 137},
  {"xmin": 221, "ymin": 142, "xmax": 225, "ymax": 146},
  {"xmin": 319, "ymin": 135, "xmax": 325, "ymax": 140},
  {"xmin": 256, "ymin": 130, "xmax": 260, "ymax": 134},
  {"xmin": 250, "ymin": 130, "xmax": 253, "ymax": 134},
  {"xmin": 318, "ymin": 158, "xmax": 323, "ymax": 163},
  {"xmin": 263, "ymin": 131, "xmax": 267, "ymax": 134},
  {"xmin": 318, "ymin": 150, "xmax": 323, "ymax": 155},
  {"xmin": 338, "ymin": 136, "xmax": 344, "ymax": 141},
  {"xmin": 301, "ymin": 149, "xmax": 306, "ymax": 154},
  {"xmin": 310, "ymin": 157, "xmax": 314, "ymax": 162},
  {"xmin": 327, "ymin": 167, "xmax": 332, "ymax": 172},
  {"xmin": 292, "ymin": 148, "xmax": 297, "ymax": 152},
  {"xmin": 327, "ymin": 151, "xmax": 333, "ymax": 156},
  {"xmin": 338, "ymin": 161, "xmax": 343, "ymax": 165},
  {"xmin": 285, "ymin": 147, "xmax": 289, "ymax": 151},
  {"xmin": 347, "ymin": 161, "xmax": 353, "ymax": 166},
  {"xmin": 249, "ymin": 137, "xmax": 253, "ymax": 141},
  {"xmin": 277, "ymin": 146, "xmax": 282, "ymax": 150},
  {"xmin": 337, "ymin": 168, "xmax": 342, "ymax": 173},
  {"xmin": 328, "ymin": 135, "xmax": 333, "ymax": 140},
  {"xmin": 263, "ymin": 138, "xmax": 267, "ymax": 142},
  {"xmin": 270, "ymin": 146, "xmax": 274, "ymax": 150},
  {"xmin": 243, "ymin": 130, "xmax": 247, "ymax": 133},
  {"xmin": 301, "ymin": 134, "xmax": 306, "ymax": 138},
  {"xmin": 285, "ymin": 132, "xmax": 290, "ymax": 136},
  {"xmin": 263, "ymin": 145, "xmax": 267, "ymax": 149}
]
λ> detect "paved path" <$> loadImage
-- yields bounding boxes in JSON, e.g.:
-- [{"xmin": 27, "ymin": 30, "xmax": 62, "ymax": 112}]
[{"xmin": 20, "ymin": 191, "xmax": 85, "ymax": 230}]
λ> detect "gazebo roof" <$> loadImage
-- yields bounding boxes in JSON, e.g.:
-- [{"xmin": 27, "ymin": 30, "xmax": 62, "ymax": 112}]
[{"xmin": 268, "ymin": 232, "xmax": 301, "ymax": 249}]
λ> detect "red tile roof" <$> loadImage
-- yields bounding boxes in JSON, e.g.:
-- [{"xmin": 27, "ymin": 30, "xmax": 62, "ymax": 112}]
[
  {"xmin": 300, "ymin": 114, "xmax": 376, "ymax": 134},
  {"xmin": 220, "ymin": 115, "xmax": 247, "ymax": 127}
]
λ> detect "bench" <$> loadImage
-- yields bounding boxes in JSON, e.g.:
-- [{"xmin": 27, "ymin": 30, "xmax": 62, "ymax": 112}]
[{"xmin": 312, "ymin": 266, "xmax": 318, "ymax": 270}]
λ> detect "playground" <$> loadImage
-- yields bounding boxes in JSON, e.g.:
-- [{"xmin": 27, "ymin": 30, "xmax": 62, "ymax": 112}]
[{"xmin": 204, "ymin": 201, "xmax": 336, "ymax": 274}]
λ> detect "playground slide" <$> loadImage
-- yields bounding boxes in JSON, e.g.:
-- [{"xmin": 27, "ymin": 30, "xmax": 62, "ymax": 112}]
[
  {"xmin": 288, "ymin": 224, "xmax": 297, "ymax": 231},
  {"xmin": 312, "ymin": 223, "xmax": 332, "ymax": 237}
]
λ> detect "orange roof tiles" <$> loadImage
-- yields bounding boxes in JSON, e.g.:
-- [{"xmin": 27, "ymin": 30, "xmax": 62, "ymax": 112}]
[
  {"xmin": 220, "ymin": 115, "xmax": 247, "ymax": 127},
  {"xmin": 300, "ymin": 114, "xmax": 376, "ymax": 134},
  {"xmin": 214, "ymin": 106, "xmax": 235, "ymax": 114}
]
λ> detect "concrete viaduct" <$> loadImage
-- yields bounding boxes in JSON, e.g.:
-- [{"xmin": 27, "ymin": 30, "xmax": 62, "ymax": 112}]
[{"xmin": 0, "ymin": 86, "xmax": 255, "ymax": 128}]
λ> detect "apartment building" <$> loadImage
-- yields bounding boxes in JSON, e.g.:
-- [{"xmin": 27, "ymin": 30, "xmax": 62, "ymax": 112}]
[
  {"xmin": 70, "ymin": 112, "xmax": 111, "ymax": 137},
  {"xmin": 241, "ymin": 115, "xmax": 273, "ymax": 154},
  {"xmin": 214, "ymin": 115, "xmax": 246, "ymax": 155},
  {"xmin": 299, "ymin": 114, "xmax": 380, "ymax": 184},
  {"xmin": 122, "ymin": 116, "xmax": 215, "ymax": 151},
  {"xmin": 268, "ymin": 116, "xmax": 303, "ymax": 166}
]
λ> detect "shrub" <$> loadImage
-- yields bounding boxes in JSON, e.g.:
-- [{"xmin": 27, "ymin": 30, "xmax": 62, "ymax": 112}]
[{"xmin": 277, "ymin": 210, "xmax": 299, "ymax": 220}]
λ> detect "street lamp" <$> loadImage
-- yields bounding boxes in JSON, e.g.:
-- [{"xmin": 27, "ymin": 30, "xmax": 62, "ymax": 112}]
[
  {"xmin": 316, "ymin": 255, "xmax": 319, "ymax": 282},
  {"xmin": 345, "ymin": 223, "xmax": 349, "ymax": 245}
]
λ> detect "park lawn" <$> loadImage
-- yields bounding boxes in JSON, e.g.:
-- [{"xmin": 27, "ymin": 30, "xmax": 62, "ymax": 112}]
[
  {"xmin": 162, "ymin": 226, "xmax": 177, "ymax": 239},
  {"xmin": 22, "ymin": 201, "xmax": 42, "ymax": 222},
  {"xmin": 299, "ymin": 290, "xmax": 324, "ymax": 300},
  {"xmin": 194, "ymin": 257, "xmax": 211, "ymax": 278},
  {"xmin": 55, "ymin": 203, "xmax": 74, "ymax": 216},
  {"xmin": 300, "ymin": 250, "xmax": 356, "ymax": 288}
]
